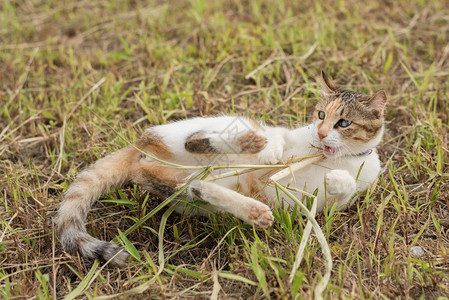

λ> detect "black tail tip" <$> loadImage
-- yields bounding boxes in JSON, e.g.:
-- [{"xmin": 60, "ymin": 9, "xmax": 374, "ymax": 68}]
[
  {"xmin": 93, "ymin": 242, "xmax": 130, "ymax": 266},
  {"xmin": 59, "ymin": 229, "xmax": 130, "ymax": 266},
  {"xmin": 74, "ymin": 240, "xmax": 130, "ymax": 266}
]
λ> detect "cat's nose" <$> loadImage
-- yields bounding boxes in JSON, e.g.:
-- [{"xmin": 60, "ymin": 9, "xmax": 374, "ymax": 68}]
[{"xmin": 318, "ymin": 131, "xmax": 327, "ymax": 140}]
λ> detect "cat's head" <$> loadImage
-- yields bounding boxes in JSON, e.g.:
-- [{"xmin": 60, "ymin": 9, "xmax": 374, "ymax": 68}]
[{"xmin": 313, "ymin": 71, "xmax": 387, "ymax": 157}]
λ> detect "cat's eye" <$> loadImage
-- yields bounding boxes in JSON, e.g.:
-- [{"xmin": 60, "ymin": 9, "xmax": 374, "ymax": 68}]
[
  {"xmin": 336, "ymin": 119, "xmax": 352, "ymax": 128},
  {"xmin": 318, "ymin": 111, "xmax": 325, "ymax": 120}
]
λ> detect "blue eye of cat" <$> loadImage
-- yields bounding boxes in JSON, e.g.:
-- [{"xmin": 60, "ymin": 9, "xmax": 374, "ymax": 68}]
[
  {"xmin": 318, "ymin": 111, "xmax": 325, "ymax": 120},
  {"xmin": 336, "ymin": 119, "xmax": 352, "ymax": 128}
]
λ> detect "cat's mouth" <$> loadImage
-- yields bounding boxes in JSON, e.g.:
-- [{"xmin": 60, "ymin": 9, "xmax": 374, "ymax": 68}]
[{"xmin": 323, "ymin": 145, "xmax": 339, "ymax": 156}]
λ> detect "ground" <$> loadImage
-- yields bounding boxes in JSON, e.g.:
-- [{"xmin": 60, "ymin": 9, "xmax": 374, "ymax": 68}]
[{"xmin": 1, "ymin": 0, "xmax": 449, "ymax": 298}]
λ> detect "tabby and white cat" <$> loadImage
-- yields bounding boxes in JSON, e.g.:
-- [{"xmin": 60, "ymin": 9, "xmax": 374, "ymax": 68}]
[{"xmin": 55, "ymin": 72, "xmax": 387, "ymax": 266}]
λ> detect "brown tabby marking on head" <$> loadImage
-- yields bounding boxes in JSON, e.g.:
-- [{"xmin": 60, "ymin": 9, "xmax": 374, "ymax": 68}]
[
  {"xmin": 338, "ymin": 119, "xmax": 383, "ymax": 142},
  {"xmin": 315, "ymin": 71, "xmax": 387, "ymax": 143}
]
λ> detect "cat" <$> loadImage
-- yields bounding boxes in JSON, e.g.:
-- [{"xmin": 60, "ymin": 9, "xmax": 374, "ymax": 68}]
[{"xmin": 55, "ymin": 72, "xmax": 387, "ymax": 266}]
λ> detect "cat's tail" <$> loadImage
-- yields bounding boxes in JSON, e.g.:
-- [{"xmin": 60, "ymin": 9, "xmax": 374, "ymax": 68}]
[{"xmin": 55, "ymin": 146, "xmax": 139, "ymax": 266}]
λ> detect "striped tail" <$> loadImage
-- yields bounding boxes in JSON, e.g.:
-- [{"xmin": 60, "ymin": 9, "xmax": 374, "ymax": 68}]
[{"xmin": 55, "ymin": 146, "xmax": 138, "ymax": 266}]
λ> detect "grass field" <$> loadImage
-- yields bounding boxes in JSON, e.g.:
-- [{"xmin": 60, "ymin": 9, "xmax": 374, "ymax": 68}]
[{"xmin": 1, "ymin": 0, "xmax": 449, "ymax": 298}]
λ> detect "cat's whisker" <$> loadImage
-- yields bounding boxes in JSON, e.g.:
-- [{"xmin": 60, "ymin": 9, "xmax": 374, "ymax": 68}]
[{"xmin": 341, "ymin": 144, "xmax": 357, "ymax": 156}]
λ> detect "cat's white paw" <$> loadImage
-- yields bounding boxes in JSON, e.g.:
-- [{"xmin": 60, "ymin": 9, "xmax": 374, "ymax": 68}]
[
  {"xmin": 246, "ymin": 203, "xmax": 274, "ymax": 228},
  {"xmin": 258, "ymin": 144, "xmax": 283, "ymax": 164},
  {"xmin": 325, "ymin": 169, "xmax": 356, "ymax": 197}
]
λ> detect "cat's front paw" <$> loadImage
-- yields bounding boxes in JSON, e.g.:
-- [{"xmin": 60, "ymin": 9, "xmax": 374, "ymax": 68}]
[
  {"xmin": 325, "ymin": 169, "xmax": 356, "ymax": 197},
  {"xmin": 257, "ymin": 144, "xmax": 283, "ymax": 164}
]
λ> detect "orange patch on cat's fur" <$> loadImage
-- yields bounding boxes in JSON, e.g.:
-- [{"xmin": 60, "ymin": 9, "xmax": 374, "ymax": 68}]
[
  {"xmin": 134, "ymin": 161, "xmax": 186, "ymax": 185},
  {"xmin": 57, "ymin": 146, "xmax": 139, "ymax": 235},
  {"xmin": 317, "ymin": 97, "xmax": 342, "ymax": 138},
  {"xmin": 243, "ymin": 173, "xmax": 270, "ymax": 205},
  {"xmin": 132, "ymin": 159, "xmax": 189, "ymax": 198},
  {"xmin": 325, "ymin": 97, "xmax": 342, "ymax": 113},
  {"xmin": 137, "ymin": 131, "xmax": 174, "ymax": 160}
]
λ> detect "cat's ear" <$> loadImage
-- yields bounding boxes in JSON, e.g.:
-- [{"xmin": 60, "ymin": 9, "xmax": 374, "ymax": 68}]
[
  {"xmin": 320, "ymin": 71, "xmax": 338, "ymax": 93},
  {"xmin": 366, "ymin": 90, "xmax": 387, "ymax": 117},
  {"xmin": 368, "ymin": 90, "xmax": 387, "ymax": 110}
]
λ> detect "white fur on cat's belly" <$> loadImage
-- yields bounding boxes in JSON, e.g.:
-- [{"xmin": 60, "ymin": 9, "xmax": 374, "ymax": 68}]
[
  {"xmin": 258, "ymin": 144, "xmax": 284, "ymax": 164},
  {"xmin": 265, "ymin": 146, "xmax": 381, "ymax": 212},
  {"xmin": 257, "ymin": 126, "xmax": 287, "ymax": 164},
  {"xmin": 266, "ymin": 163, "xmax": 361, "ymax": 212},
  {"xmin": 325, "ymin": 169, "xmax": 357, "ymax": 198}
]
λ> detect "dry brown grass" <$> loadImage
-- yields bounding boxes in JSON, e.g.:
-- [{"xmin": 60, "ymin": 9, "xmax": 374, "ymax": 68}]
[{"xmin": 1, "ymin": 0, "xmax": 449, "ymax": 298}]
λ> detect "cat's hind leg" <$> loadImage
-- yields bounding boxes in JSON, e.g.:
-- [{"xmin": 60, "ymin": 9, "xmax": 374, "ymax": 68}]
[
  {"xmin": 185, "ymin": 130, "xmax": 267, "ymax": 154},
  {"xmin": 184, "ymin": 180, "xmax": 274, "ymax": 227},
  {"xmin": 132, "ymin": 157, "xmax": 189, "ymax": 199},
  {"xmin": 132, "ymin": 151, "xmax": 274, "ymax": 227}
]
